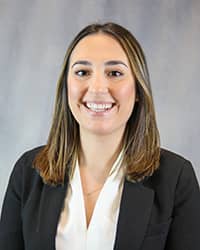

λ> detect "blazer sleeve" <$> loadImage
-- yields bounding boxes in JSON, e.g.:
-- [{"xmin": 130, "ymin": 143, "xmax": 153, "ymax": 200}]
[
  {"xmin": 165, "ymin": 160, "xmax": 200, "ymax": 250},
  {"xmin": 0, "ymin": 153, "xmax": 26, "ymax": 250}
]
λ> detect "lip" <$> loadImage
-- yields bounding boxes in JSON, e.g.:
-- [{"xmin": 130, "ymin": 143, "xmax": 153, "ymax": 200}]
[
  {"xmin": 84, "ymin": 101, "xmax": 115, "ymax": 105},
  {"xmin": 81, "ymin": 102, "xmax": 117, "ymax": 117}
]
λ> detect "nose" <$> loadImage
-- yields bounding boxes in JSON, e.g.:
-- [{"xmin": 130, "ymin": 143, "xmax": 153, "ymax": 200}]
[{"xmin": 88, "ymin": 73, "xmax": 109, "ymax": 94}]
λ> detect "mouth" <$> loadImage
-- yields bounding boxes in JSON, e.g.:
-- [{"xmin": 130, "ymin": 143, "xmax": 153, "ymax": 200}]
[{"xmin": 82, "ymin": 101, "xmax": 116, "ymax": 113}]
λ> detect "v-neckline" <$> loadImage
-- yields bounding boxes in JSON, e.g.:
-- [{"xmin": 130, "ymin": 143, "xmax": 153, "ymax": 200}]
[
  {"xmin": 69, "ymin": 150, "xmax": 124, "ymax": 233},
  {"xmin": 76, "ymin": 164, "xmax": 106, "ymax": 231}
]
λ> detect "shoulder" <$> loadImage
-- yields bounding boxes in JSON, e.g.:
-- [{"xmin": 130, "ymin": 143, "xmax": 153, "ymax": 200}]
[
  {"xmin": 17, "ymin": 145, "xmax": 45, "ymax": 163},
  {"xmin": 8, "ymin": 145, "xmax": 46, "ymax": 195},
  {"xmin": 4, "ymin": 145, "xmax": 47, "ymax": 208},
  {"xmin": 144, "ymin": 148, "xmax": 199, "ymax": 196},
  {"xmin": 155, "ymin": 148, "xmax": 195, "ymax": 180},
  {"xmin": 10, "ymin": 145, "xmax": 45, "ymax": 177},
  {"xmin": 13, "ymin": 145, "xmax": 45, "ymax": 169},
  {"xmin": 160, "ymin": 148, "xmax": 190, "ymax": 168},
  {"xmin": 141, "ymin": 148, "xmax": 200, "ymax": 221}
]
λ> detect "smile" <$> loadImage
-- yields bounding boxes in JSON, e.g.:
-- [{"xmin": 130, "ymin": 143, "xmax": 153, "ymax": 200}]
[{"xmin": 82, "ymin": 102, "xmax": 116, "ymax": 114}]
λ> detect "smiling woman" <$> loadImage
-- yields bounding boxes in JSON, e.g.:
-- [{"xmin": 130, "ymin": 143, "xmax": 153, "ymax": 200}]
[
  {"xmin": 67, "ymin": 33, "xmax": 136, "ymax": 137},
  {"xmin": 0, "ymin": 22, "xmax": 200, "ymax": 250}
]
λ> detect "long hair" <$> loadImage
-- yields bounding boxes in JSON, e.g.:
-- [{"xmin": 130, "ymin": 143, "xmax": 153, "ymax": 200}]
[{"xmin": 33, "ymin": 22, "xmax": 160, "ymax": 186}]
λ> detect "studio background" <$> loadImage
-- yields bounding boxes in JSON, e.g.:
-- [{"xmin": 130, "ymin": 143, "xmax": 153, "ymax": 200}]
[{"xmin": 0, "ymin": 0, "xmax": 200, "ymax": 211}]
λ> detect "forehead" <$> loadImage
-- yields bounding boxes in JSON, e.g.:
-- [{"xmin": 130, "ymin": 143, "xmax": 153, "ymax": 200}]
[{"xmin": 69, "ymin": 33, "xmax": 129, "ymax": 64}]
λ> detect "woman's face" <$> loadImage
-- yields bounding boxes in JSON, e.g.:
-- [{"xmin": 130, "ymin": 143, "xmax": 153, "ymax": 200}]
[{"xmin": 67, "ymin": 33, "xmax": 136, "ymax": 136}]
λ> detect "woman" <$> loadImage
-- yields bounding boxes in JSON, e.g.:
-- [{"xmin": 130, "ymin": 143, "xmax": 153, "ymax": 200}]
[{"xmin": 0, "ymin": 22, "xmax": 200, "ymax": 250}]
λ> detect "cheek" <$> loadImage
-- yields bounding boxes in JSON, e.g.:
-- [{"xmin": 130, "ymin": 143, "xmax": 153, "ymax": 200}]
[
  {"xmin": 67, "ymin": 79, "xmax": 84, "ymax": 105},
  {"xmin": 117, "ymin": 82, "xmax": 136, "ymax": 106}
]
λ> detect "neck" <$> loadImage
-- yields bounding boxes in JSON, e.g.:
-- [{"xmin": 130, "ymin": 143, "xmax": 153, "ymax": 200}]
[{"xmin": 78, "ymin": 128, "xmax": 124, "ymax": 176}]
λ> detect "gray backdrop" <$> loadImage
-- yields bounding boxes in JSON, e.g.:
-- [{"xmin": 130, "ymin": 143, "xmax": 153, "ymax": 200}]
[{"xmin": 1, "ymin": 0, "xmax": 200, "ymax": 211}]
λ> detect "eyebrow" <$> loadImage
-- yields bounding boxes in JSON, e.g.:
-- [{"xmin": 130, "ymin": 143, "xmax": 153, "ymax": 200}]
[{"xmin": 71, "ymin": 60, "xmax": 128, "ymax": 68}]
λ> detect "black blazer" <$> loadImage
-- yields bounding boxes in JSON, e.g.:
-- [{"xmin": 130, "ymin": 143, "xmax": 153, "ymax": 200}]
[{"xmin": 0, "ymin": 146, "xmax": 200, "ymax": 250}]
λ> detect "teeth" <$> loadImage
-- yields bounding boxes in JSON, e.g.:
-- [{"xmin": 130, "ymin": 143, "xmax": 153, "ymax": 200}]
[{"xmin": 85, "ymin": 102, "xmax": 113, "ymax": 111}]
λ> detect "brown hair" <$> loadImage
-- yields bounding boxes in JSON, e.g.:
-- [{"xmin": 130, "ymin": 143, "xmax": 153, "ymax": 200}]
[{"xmin": 33, "ymin": 22, "xmax": 160, "ymax": 186}]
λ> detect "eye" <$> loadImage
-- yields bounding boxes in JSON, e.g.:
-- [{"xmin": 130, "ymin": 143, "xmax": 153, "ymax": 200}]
[
  {"xmin": 107, "ymin": 70, "xmax": 123, "ymax": 77},
  {"xmin": 74, "ymin": 70, "xmax": 90, "ymax": 77}
]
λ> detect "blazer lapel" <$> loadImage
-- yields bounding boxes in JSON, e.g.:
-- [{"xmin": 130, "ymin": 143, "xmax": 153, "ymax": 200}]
[
  {"xmin": 114, "ymin": 179, "xmax": 154, "ymax": 250},
  {"xmin": 35, "ymin": 181, "xmax": 68, "ymax": 250}
]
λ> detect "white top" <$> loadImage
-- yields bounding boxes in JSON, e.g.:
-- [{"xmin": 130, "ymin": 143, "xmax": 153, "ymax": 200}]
[{"xmin": 55, "ymin": 151, "xmax": 125, "ymax": 250}]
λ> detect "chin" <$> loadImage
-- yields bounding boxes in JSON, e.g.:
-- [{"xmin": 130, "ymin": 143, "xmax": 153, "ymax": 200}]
[
  {"xmin": 83, "ymin": 124, "xmax": 125, "ymax": 137},
  {"xmin": 87, "ymin": 128, "xmax": 113, "ymax": 136}
]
